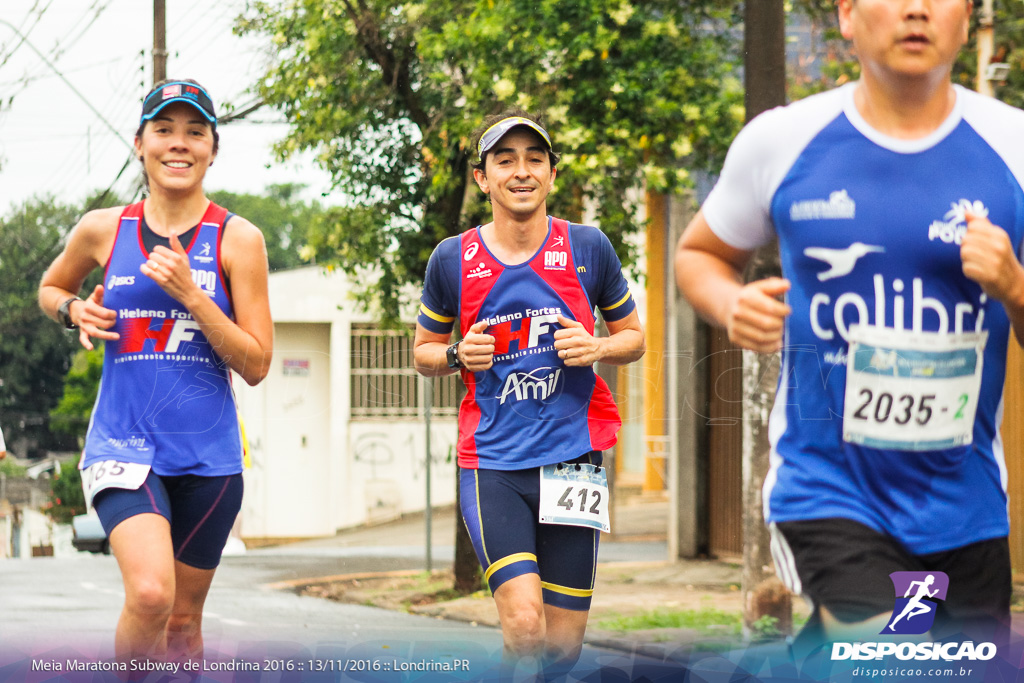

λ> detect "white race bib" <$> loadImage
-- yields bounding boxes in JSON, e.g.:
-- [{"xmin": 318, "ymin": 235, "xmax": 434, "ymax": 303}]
[
  {"xmin": 82, "ymin": 460, "xmax": 151, "ymax": 510},
  {"xmin": 538, "ymin": 462, "xmax": 611, "ymax": 533},
  {"xmin": 843, "ymin": 325, "xmax": 987, "ymax": 452}
]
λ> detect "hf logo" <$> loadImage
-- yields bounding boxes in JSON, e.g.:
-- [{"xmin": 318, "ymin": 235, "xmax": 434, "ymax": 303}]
[{"xmin": 883, "ymin": 571, "xmax": 949, "ymax": 635}]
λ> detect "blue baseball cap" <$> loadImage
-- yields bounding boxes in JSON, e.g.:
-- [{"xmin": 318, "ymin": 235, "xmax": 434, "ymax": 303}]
[
  {"xmin": 141, "ymin": 81, "xmax": 217, "ymax": 126},
  {"xmin": 477, "ymin": 116, "xmax": 553, "ymax": 161}
]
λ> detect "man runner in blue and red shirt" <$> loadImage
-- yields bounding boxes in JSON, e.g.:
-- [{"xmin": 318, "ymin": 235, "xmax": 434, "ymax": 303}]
[{"xmin": 414, "ymin": 109, "xmax": 645, "ymax": 677}]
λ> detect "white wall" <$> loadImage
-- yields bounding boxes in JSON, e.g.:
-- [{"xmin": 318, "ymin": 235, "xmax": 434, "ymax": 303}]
[{"xmin": 235, "ymin": 267, "xmax": 457, "ymax": 539}]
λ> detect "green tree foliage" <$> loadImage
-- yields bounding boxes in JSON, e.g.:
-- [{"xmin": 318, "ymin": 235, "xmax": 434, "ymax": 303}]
[
  {"xmin": 0, "ymin": 193, "xmax": 118, "ymax": 455},
  {"xmin": 49, "ymin": 460, "xmax": 85, "ymax": 524},
  {"xmin": 49, "ymin": 346, "xmax": 104, "ymax": 443},
  {"xmin": 955, "ymin": 0, "xmax": 1024, "ymax": 108},
  {"xmin": 0, "ymin": 197, "xmax": 83, "ymax": 455},
  {"xmin": 790, "ymin": 0, "xmax": 1024, "ymax": 107},
  {"xmin": 208, "ymin": 183, "xmax": 322, "ymax": 271},
  {"xmin": 238, "ymin": 0, "xmax": 745, "ymax": 323}
]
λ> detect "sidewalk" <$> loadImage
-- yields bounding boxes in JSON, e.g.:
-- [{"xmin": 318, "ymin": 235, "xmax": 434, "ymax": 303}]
[{"xmin": 271, "ymin": 494, "xmax": 764, "ymax": 656}]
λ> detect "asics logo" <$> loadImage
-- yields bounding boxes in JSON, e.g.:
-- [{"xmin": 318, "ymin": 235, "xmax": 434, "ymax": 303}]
[{"xmin": 107, "ymin": 275, "xmax": 136, "ymax": 289}]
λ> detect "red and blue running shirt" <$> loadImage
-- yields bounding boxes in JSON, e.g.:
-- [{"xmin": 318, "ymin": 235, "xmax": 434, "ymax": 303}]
[
  {"xmin": 82, "ymin": 201, "xmax": 244, "ymax": 477},
  {"xmin": 418, "ymin": 217, "xmax": 636, "ymax": 471}
]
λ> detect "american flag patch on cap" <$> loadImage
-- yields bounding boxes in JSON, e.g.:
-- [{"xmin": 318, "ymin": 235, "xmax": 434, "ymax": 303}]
[{"xmin": 162, "ymin": 84, "xmax": 181, "ymax": 99}]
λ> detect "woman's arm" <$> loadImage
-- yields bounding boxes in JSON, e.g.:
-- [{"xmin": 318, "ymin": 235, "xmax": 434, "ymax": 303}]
[
  {"xmin": 141, "ymin": 215, "xmax": 273, "ymax": 386},
  {"xmin": 38, "ymin": 207, "xmax": 122, "ymax": 350}
]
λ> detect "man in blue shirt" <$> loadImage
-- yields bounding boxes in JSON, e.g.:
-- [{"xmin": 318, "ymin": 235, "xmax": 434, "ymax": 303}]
[{"xmin": 676, "ymin": 0, "xmax": 1024, "ymax": 648}]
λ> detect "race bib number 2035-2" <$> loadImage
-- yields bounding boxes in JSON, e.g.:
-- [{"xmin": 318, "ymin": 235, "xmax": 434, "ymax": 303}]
[{"xmin": 843, "ymin": 325, "xmax": 986, "ymax": 452}]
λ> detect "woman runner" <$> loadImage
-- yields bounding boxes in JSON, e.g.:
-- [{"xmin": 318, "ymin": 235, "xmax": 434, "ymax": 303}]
[{"xmin": 38, "ymin": 78, "xmax": 273, "ymax": 665}]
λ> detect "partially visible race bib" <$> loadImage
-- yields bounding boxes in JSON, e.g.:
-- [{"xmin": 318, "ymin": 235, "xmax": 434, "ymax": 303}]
[
  {"xmin": 843, "ymin": 325, "xmax": 987, "ymax": 452},
  {"xmin": 538, "ymin": 462, "xmax": 611, "ymax": 533},
  {"xmin": 82, "ymin": 460, "xmax": 151, "ymax": 510}
]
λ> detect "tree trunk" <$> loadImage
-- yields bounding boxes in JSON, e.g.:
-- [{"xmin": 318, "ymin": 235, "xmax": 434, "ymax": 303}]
[{"xmin": 742, "ymin": 0, "xmax": 791, "ymax": 639}]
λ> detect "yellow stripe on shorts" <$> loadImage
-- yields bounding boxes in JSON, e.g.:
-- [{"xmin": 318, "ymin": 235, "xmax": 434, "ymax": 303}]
[
  {"xmin": 540, "ymin": 581, "xmax": 594, "ymax": 598},
  {"xmin": 484, "ymin": 552, "xmax": 537, "ymax": 583}
]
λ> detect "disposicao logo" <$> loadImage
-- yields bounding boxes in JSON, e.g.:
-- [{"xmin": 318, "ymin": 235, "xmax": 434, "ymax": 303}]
[
  {"xmin": 831, "ymin": 571, "xmax": 997, "ymax": 663},
  {"xmin": 884, "ymin": 571, "xmax": 948, "ymax": 635}
]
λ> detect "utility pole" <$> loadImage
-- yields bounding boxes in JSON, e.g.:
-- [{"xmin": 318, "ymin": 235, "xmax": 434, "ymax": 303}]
[
  {"xmin": 741, "ymin": 0, "xmax": 792, "ymax": 639},
  {"xmin": 976, "ymin": 0, "xmax": 994, "ymax": 97},
  {"xmin": 153, "ymin": 0, "xmax": 167, "ymax": 84}
]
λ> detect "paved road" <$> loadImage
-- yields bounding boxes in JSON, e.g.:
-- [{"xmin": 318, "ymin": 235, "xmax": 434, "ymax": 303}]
[{"xmin": 0, "ymin": 548, "xmax": 692, "ymax": 682}]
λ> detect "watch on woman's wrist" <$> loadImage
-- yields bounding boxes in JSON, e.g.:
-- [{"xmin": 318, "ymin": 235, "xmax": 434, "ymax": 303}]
[{"xmin": 57, "ymin": 296, "xmax": 82, "ymax": 330}]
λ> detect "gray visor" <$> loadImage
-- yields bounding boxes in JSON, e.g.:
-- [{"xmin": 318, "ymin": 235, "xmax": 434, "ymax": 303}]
[{"xmin": 477, "ymin": 117, "xmax": 552, "ymax": 160}]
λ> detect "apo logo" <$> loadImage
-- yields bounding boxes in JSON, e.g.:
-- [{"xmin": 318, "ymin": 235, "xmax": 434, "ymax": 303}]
[
  {"xmin": 191, "ymin": 268, "xmax": 217, "ymax": 295},
  {"xmin": 544, "ymin": 251, "xmax": 567, "ymax": 270},
  {"xmin": 928, "ymin": 199, "xmax": 988, "ymax": 246},
  {"xmin": 107, "ymin": 275, "xmax": 136, "ymax": 289},
  {"xmin": 464, "ymin": 242, "xmax": 480, "ymax": 261},
  {"xmin": 883, "ymin": 571, "xmax": 949, "ymax": 635}
]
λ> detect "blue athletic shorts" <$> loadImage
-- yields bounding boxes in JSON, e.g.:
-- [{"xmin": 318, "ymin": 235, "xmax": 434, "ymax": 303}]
[
  {"xmin": 94, "ymin": 471, "xmax": 244, "ymax": 570},
  {"xmin": 459, "ymin": 452, "xmax": 602, "ymax": 611}
]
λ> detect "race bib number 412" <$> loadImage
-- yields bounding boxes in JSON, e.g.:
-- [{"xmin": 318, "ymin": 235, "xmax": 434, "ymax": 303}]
[
  {"xmin": 843, "ymin": 325, "xmax": 987, "ymax": 452},
  {"xmin": 539, "ymin": 462, "xmax": 610, "ymax": 532}
]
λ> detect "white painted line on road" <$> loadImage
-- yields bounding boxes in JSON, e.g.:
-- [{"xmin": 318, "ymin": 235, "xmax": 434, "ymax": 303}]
[
  {"xmin": 80, "ymin": 581, "xmax": 123, "ymax": 597},
  {"xmin": 204, "ymin": 611, "xmax": 247, "ymax": 627}
]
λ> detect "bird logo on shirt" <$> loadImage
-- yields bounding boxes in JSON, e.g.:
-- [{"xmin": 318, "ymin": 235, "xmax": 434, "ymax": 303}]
[{"xmin": 804, "ymin": 243, "xmax": 885, "ymax": 281}]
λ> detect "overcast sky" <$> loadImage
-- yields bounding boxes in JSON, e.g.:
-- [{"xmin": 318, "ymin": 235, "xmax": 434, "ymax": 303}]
[{"xmin": 1, "ymin": 0, "xmax": 335, "ymax": 215}]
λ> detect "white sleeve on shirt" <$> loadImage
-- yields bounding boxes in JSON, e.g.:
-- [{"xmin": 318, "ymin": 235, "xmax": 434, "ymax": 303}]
[
  {"xmin": 702, "ymin": 85, "xmax": 850, "ymax": 251},
  {"xmin": 957, "ymin": 86, "xmax": 1024, "ymax": 262}
]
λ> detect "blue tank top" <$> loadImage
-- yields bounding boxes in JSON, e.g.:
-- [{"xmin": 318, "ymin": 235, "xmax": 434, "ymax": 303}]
[{"xmin": 82, "ymin": 201, "xmax": 244, "ymax": 476}]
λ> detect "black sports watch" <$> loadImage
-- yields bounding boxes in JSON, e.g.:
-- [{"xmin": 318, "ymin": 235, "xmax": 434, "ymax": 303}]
[
  {"xmin": 57, "ymin": 296, "xmax": 82, "ymax": 330},
  {"xmin": 446, "ymin": 341, "xmax": 463, "ymax": 369}
]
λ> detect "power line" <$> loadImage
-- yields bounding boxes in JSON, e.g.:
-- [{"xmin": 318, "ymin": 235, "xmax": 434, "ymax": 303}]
[
  {"xmin": 0, "ymin": 55, "xmax": 124, "ymax": 87},
  {"xmin": 0, "ymin": 18, "xmax": 133, "ymax": 152},
  {"xmin": 0, "ymin": 0, "xmax": 55, "ymax": 69}
]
